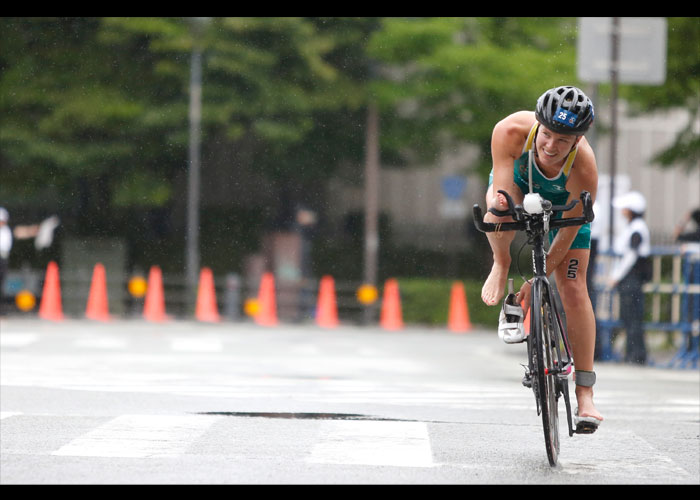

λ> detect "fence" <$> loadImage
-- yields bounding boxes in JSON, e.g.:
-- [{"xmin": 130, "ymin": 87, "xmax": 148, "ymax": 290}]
[{"xmin": 593, "ymin": 246, "xmax": 700, "ymax": 369}]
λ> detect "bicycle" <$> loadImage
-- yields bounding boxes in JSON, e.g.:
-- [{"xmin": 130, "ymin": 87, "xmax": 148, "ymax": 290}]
[{"xmin": 473, "ymin": 189, "xmax": 595, "ymax": 466}]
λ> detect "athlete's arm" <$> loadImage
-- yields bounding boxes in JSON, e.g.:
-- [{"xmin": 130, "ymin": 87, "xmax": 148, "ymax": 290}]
[{"xmin": 489, "ymin": 112, "xmax": 532, "ymax": 209}]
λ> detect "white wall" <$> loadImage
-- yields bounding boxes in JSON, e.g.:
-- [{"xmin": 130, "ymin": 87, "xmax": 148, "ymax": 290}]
[
  {"xmin": 594, "ymin": 104, "xmax": 699, "ymax": 243},
  {"xmin": 328, "ymin": 104, "xmax": 699, "ymax": 249}
]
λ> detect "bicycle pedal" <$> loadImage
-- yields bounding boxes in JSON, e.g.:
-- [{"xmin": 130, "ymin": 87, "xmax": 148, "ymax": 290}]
[{"xmin": 520, "ymin": 364, "xmax": 531, "ymax": 388}]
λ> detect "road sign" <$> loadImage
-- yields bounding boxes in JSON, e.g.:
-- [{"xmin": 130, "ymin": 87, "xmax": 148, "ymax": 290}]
[
  {"xmin": 441, "ymin": 176, "xmax": 467, "ymax": 200},
  {"xmin": 440, "ymin": 175, "xmax": 468, "ymax": 219},
  {"xmin": 577, "ymin": 17, "xmax": 667, "ymax": 85}
]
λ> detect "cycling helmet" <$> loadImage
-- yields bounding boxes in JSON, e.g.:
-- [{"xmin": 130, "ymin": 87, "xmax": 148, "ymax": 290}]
[{"xmin": 535, "ymin": 86, "xmax": 594, "ymax": 135}]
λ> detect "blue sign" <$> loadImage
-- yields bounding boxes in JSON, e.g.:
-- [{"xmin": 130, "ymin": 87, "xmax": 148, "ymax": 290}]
[{"xmin": 441, "ymin": 176, "xmax": 467, "ymax": 200}]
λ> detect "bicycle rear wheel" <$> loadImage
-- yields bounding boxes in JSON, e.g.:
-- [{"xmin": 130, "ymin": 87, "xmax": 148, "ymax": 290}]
[{"xmin": 530, "ymin": 280, "xmax": 560, "ymax": 466}]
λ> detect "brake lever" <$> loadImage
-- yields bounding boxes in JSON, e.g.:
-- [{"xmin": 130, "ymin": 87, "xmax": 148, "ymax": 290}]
[{"xmin": 581, "ymin": 191, "xmax": 594, "ymax": 223}]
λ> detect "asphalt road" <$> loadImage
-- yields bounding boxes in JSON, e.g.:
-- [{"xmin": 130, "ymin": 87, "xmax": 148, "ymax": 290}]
[{"xmin": 1, "ymin": 317, "xmax": 698, "ymax": 484}]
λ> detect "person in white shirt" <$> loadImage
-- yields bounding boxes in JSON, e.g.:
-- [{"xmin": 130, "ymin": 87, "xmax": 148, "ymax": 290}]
[
  {"xmin": 608, "ymin": 192, "xmax": 651, "ymax": 364},
  {"xmin": 0, "ymin": 207, "xmax": 16, "ymax": 310},
  {"xmin": 0, "ymin": 207, "xmax": 59, "ymax": 313}
]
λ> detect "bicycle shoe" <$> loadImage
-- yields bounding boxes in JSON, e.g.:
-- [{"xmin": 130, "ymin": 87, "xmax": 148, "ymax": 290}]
[
  {"xmin": 498, "ymin": 293, "xmax": 526, "ymax": 344},
  {"xmin": 574, "ymin": 408, "xmax": 601, "ymax": 434}
]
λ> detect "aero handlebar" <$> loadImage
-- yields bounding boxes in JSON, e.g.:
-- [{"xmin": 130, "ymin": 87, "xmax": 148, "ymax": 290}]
[{"xmin": 473, "ymin": 190, "xmax": 594, "ymax": 233}]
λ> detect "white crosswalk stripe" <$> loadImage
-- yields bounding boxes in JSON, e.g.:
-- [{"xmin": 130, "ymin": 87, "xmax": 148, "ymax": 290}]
[
  {"xmin": 0, "ymin": 333, "xmax": 39, "ymax": 347},
  {"xmin": 51, "ymin": 414, "xmax": 222, "ymax": 458},
  {"xmin": 170, "ymin": 337, "xmax": 223, "ymax": 352},
  {"xmin": 307, "ymin": 420, "xmax": 434, "ymax": 467},
  {"xmin": 0, "ymin": 411, "xmax": 22, "ymax": 420},
  {"xmin": 73, "ymin": 337, "xmax": 128, "ymax": 350},
  {"xmin": 2, "ymin": 410, "xmax": 693, "ymax": 482},
  {"xmin": 1, "ymin": 331, "xmax": 224, "ymax": 353}
]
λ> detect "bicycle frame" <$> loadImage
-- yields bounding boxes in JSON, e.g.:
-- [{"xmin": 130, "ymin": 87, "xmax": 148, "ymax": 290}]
[
  {"xmin": 529, "ymin": 236, "xmax": 576, "ymax": 438},
  {"xmin": 473, "ymin": 189, "xmax": 595, "ymax": 461}
]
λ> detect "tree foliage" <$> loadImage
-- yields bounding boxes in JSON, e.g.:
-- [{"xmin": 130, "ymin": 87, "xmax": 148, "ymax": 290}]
[
  {"xmin": 1, "ymin": 16, "xmax": 696, "ymax": 221},
  {"xmin": 619, "ymin": 17, "xmax": 700, "ymax": 170},
  {"xmin": 0, "ymin": 17, "xmax": 372, "ymax": 211},
  {"xmin": 367, "ymin": 17, "xmax": 580, "ymax": 174}
]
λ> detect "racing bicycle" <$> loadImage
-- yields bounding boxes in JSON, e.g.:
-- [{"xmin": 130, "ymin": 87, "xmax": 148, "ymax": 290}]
[{"xmin": 473, "ymin": 189, "xmax": 595, "ymax": 466}]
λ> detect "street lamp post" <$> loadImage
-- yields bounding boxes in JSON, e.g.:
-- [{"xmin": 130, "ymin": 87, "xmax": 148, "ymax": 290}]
[{"xmin": 186, "ymin": 18, "xmax": 209, "ymax": 304}]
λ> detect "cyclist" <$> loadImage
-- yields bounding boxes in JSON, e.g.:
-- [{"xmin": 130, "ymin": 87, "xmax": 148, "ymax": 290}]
[{"xmin": 481, "ymin": 86, "xmax": 603, "ymax": 431}]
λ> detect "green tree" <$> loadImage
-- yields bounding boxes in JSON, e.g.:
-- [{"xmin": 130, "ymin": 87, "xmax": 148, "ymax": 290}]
[
  {"xmin": 367, "ymin": 17, "xmax": 580, "ymax": 176},
  {"xmin": 620, "ymin": 17, "xmax": 699, "ymax": 170},
  {"xmin": 0, "ymin": 17, "xmax": 373, "ymax": 220}
]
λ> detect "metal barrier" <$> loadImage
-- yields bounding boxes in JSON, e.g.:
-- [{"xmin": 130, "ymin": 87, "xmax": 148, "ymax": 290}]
[{"xmin": 593, "ymin": 245, "xmax": 700, "ymax": 368}]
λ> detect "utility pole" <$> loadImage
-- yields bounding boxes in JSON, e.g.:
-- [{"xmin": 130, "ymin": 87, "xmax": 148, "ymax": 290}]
[
  {"xmin": 186, "ymin": 44, "xmax": 202, "ymax": 301},
  {"xmin": 363, "ymin": 101, "xmax": 380, "ymax": 323},
  {"xmin": 608, "ymin": 17, "xmax": 620, "ymax": 249},
  {"xmin": 186, "ymin": 18, "xmax": 210, "ymax": 305}
]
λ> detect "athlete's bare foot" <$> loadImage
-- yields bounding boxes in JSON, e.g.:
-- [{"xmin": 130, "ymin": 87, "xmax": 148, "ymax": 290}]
[
  {"xmin": 481, "ymin": 262, "xmax": 509, "ymax": 306},
  {"xmin": 575, "ymin": 386, "xmax": 603, "ymax": 422}
]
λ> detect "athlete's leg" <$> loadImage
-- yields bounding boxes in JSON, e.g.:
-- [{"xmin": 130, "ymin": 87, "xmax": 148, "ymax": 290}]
[
  {"xmin": 552, "ymin": 248, "xmax": 603, "ymax": 421},
  {"xmin": 481, "ymin": 183, "xmax": 524, "ymax": 305}
]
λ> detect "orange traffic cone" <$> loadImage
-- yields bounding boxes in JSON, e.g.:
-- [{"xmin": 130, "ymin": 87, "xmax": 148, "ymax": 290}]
[
  {"xmin": 255, "ymin": 272, "xmax": 278, "ymax": 326},
  {"xmin": 143, "ymin": 265, "xmax": 169, "ymax": 322},
  {"xmin": 448, "ymin": 281, "xmax": 472, "ymax": 333},
  {"xmin": 195, "ymin": 267, "xmax": 220, "ymax": 322},
  {"xmin": 38, "ymin": 261, "xmax": 64, "ymax": 321},
  {"xmin": 316, "ymin": 275, "xmax": 339, "ymax": 328},
  {"xmin": 85, "ymin": 263, "xmax": 111, "ymax": 321},
  {"xmin": 380, "ymin": 278, "xmax": 403, "ymax": 331}
]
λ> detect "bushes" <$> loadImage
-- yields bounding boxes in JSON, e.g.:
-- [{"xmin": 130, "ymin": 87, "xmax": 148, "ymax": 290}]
[{"xmin": 397, "ymin": 277, "xmax": 521, "ymax": 327}]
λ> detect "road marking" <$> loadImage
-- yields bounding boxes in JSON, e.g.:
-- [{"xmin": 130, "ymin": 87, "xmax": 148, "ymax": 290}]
[
  {"xmin": 51, "ymin": 414, "xmax": 220, "ymax": 458},
  {"xmin": 73, "ymin": 337, "xmax": 128, "ymax": 350},
  {"xmin": 557, "ymin": 430, "xmax": 691, "ymax": 480},
  {"xmin": 170, "ymin": 338, "xmax": 223, "ymax": 352},
  {"xmin": 0, "ymin": 333, "xmax": 39, "ymax": 347},
  {"xmin": 307, "ymin": 420, "xmax": 434, "ymax": 467}
]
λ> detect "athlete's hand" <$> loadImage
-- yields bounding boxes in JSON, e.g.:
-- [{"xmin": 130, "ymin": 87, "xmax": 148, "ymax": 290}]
[{"xmin": 516, "ymin": 281, "xmax": 532, "ymax": 310}]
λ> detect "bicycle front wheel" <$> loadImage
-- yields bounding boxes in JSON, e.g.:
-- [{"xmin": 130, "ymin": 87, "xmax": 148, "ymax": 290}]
[{"xmin": 530, "ymin": 279, "xmax": 560, "ymax": 466}]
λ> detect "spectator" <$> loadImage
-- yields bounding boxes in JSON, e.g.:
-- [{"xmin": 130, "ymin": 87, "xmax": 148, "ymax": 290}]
[
  {"xmin": 607, "ymin": 192, "xmax": 651, "ymax": 365},
  {"xmin": 0, "ymin": 208, "xmax": 11, "ymax": 308},
  {"xmin": 673, "ymin": 208, "xmax": 699, "ymax": 360},
  {"xmin": 0, "ymin": 207, "xmax": 59, "ymax": 313},
  {"xmin": 673, "ymin": 208, "xmax": 700, "ymax": 244}
]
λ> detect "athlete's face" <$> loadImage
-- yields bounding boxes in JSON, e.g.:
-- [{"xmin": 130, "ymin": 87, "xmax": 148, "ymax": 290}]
[{"xmin": 535, "ymin": 126, "xmax": 580, "ymax": 168}]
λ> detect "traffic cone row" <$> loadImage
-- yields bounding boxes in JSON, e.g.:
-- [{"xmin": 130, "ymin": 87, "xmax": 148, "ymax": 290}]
[
  {"xmin": 34, "ymin": 261, "xmax": 472, "ymax": 331},
  {"xmin": 35, "ymin": 261, "xmax": 216, "ymax": 324},
  {"xmin": 251, "ymin": 274, "xmax": 470, "ymax": 333}
]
